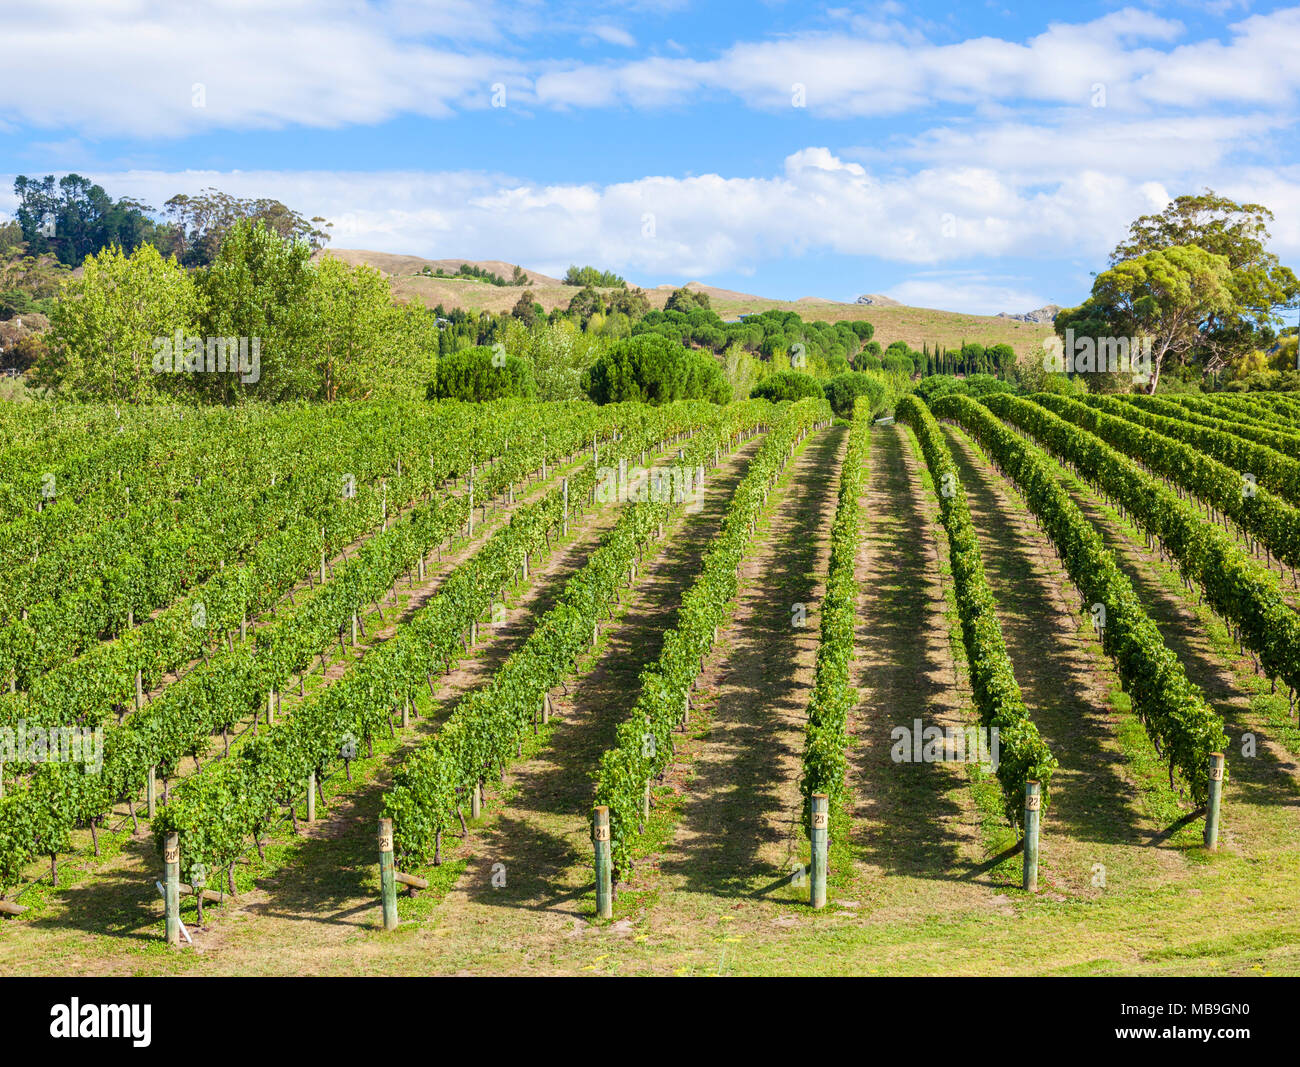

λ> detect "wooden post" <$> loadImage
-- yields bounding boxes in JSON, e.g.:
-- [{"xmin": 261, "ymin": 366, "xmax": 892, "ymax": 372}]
[
  {"xmin": 351, "ymin": 614, "xmax": 359, "ymax": 645},
  {"xmin": 401, "ymin": 698, "xmax": 410, "ymax": 729},
  {"xmin": 593, "ymin": 806, "xmax": 612, "ymax": 919},
  {"xmin": 379, "ymin": 818, "xmax": 398, "ymax": 931},
  {"xmin": 147, "ymin": 765, "xmax": 157, "ymax": 818},
  {"xmin": 163, "ymin": 833, "xmax": 180, "ymax": 946},
  {"xmin": 135, "ymin": 669, "xmax": 144, "ymax": 711},
  {"xmin": 542, "ymin": 692, "xmax": 551, "ymax": 724},
  {"xmin": 307, "ymin": 771, "xmax": 316, "ymax": 823},
  {"xmin": 267, "ymin": 689, "xmax": 276, "ymax": 724},
  {"xmin": 1204, "ymin": 753, "xmax": 1225, "ymax": 850},
  {"xmin": 1023, "ymin": 780, "xmax": 1041, "ymax": 892},
  {"xmin": 810, "ymin": 793, "xmax": 828, "ymax": 909},
  {"xmin": 642, "ymin": 780, "xmax": 651, "ymax": 822},
  {"xmin": 468, "ymin": 465, "xmax": 475, "ymax": 536},
  {"xmin": 562, "ymin": 477, "xmax": 569, "ymax": 536},
  {"xmin": 471, "ymin": 780, "xmax": 482, "ymax": 819}
]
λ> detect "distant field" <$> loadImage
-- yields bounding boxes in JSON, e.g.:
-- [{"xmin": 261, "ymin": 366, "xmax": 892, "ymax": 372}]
[{"xmin": 322, "ymin": 249, "xmax": 1056, "ymax": 362}]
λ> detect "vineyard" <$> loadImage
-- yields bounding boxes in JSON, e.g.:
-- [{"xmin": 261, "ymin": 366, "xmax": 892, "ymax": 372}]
[{"xmin": 3, "ymin": 390, "xmax": 1300, "ymax": 977}]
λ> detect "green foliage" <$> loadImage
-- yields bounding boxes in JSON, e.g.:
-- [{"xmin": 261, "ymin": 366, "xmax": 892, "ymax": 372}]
[
  {"xmin": 564, "ymin": 265, "xmax": 627, "ymax": 288},
  {"xmin": 938, "ymin": 393, "xmax": 1228, "ymax": 803},
  {"xmin": 386, "ymin": 402, "xmax": 775, "ymax": 866},
  {"xmin": 1055, "ymin": 245, "xmax": 1235, "ymax": 393},
  {"xmin": 821, "ymin": 370, "xmax": 889, "ymax": 418},
  {"xmin": 1111, "ymin": 190, "xmax": 1299, "ymax": 368},
  {"xmin": 44, "ymin": 243, "xmax": 199, "ymax": 402},
  {"xmin": 896, "ymin": 395, "xmax": 1057, "ymax": 824},
  {"xmin": 664, "ymin": 286, "xmax": 710, "ymax": 314},
  {"xmin": 592, "ymin": 399, "xmax": 831, "ymax": 874},
  {"xmin": 750, "ymin": 369, "xmax": 823, "ymax": 404},
  {"xmin": 800, "ymin": 401, "xmax": 868, "ymax": 820},
  {"xmin": 429, "ymin": 345, "xmax": 536, "ymax": 402},
  {"xmin": 583, "ymin": 333, "xmax": 729, "ymax": 405}
]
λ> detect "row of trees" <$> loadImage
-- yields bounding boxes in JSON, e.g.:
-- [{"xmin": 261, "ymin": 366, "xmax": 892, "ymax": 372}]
[
  {"xmin": 11, "ymin": 175, "xmax": 331, "ymax": 269},
  {"xmin": 38, "ymin": 221, "xmax": 433, "ymax": 403}
]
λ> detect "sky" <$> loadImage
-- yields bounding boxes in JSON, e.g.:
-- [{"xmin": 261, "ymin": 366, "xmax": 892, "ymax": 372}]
[{"xmin": 2, "ymin": 0, "xmax": 1299, "ymax": 314}]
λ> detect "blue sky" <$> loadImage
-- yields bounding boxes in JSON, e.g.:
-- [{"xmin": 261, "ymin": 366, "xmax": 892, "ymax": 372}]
[{"xmin": 2, "ymin": 0, "xmax": 1299, "ymax": 314}]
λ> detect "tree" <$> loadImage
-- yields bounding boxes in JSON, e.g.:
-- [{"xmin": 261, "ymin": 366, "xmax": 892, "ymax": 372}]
[
  {"xmin": 164, "ymin": 188, "xmax": 331, "ymax": 267},
  {"xmin": 44, "ymin": 243, "xmax": 199, "ymax": 402},
  {"xmin": 302, "ymin": 255, "xmax": 402, "ymax": 402},
  {"xmin": 511, "ymin": 291, "xmax": 541, "ymax": 327},
  {"xmin": 583, "ymin": 333, "xmax": 729, "ymax": 405},
  {"xmin": 429, "ymin": 345, "xmax": 536, "ymax": 401},
  {"xmin": 664, "ymin": 286, "xmax": 710, "ymax": 314},
  {"xmin": 196, "ymin": 219, "xmax": 316, "ymax": 401},
  {"xmin": 13, "ymin": 174, "xmax": 164, "ymax": 265},
  {"xmin": 505, "ymin": 317, "xmax": 601, "ymax": 402},
  {"xmin": 1055, "ymin": 245, "xmax": 1234, "ymax": 394},
  {"xmin": 750, "ymin": 370, "xmax": 824, "ymax": 403},
  {"xmin": 563, "ymin": 265, "xmax": 627, "ymax": 288},
  {"xmin": 822, "ymin": 371, "xmax": 887, "ymax": 419},
  {"xmin": 1111, "ymin": 191, "xmax": 1298, "ymax": 369}
]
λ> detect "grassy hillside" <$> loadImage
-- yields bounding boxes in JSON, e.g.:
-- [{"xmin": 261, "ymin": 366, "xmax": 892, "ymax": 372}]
[{"xmin": 321, "ymin": 250, "xmax": 1056, "ymax": 362}]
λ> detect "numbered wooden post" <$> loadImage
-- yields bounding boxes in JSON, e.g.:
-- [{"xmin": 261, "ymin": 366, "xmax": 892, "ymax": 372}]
[
  {"xmin": 147, "ymin": 765, "xmax": 157, "ymax": 819},
  {"xmin": 1023, "ymin": 780, "xmax": 1042, "ymax": 892},
  {"xmin": 1204, "ymin": 752, "xmax": 1225, "ymax": 850},
  {"xmin": 163, "ymin": 832, "xmax": 180, "ymax": 946},
  {"xmin": 307, "ymin": 771, "xmax": 316, "ymax": 823},
  {"xmin": 593, "ymin": 806, "xmax": 613, "ymax": 919},
  {"xmin": 378, "ymin": 818, "xmax": 398, "ymax": 931},
  {"xmin": 810, "ymin": 793, "xmax": 829, "ymax": 909}
]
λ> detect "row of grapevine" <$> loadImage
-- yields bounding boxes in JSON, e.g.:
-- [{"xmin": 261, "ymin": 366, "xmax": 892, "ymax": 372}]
[
  {"xmin": 1175, "ymin": 393, "xmax": 1300, "ymax": 433},
  {"xmin": 0, "ymin": 405, "xmax": 192, "ymax": 523},
  {"xmin": 1031, "ymin": 393, "xmax": 1300, "ymax": 574},
  {"xmin": 0, "ymin": 404, "xmax": 487, "ymax": 686},
  {"xmin": 142, "ymin": 403, "xmax": 718, "ymax": 888},
  {"xmin": 985, "ymin": 394, "xmax": 1300, "ymax": 696},
  {"xmin": 797, "ymin": 398, "xmax": 868, "ymax": 823},
  {"xmin": 1118, "ymin": 394, "xmax": 1300, "ymax": 458},
  {"xmin": 0, "ymin": 404, "xmax": 338, "ymax": 577},
  {"xmin": 1091, "ymin": 396, "xmax": 1300, "ymax": 506},
  {"xmin": 385, "ymin": 401, "xmax": 779, "ymax": 865},
  {"xmin": 0, "ymin": 404, "xmax": 635, "ymax": 889},
  {"xmin": 932, "ymin": 395, "xmax": 1228, "ymax": 801},
  {"xmin": 897, "ymin": 396, "xmax": 1056, "ymax": 823},
  {"xmin": 592, "ymin": 398, "xmax": 833, "ymax": 878},
  {"xmin": 0, "ymin": 402, "xmax": 595, "ymax": 733}
]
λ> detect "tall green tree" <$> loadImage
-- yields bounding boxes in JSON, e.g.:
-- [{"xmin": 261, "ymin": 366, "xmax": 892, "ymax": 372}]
[
  {"xmin": 1056, "ymin": 245, "xmax": 1234, "ymax": 393},
  {"xmin": 43, "ymin": 243, "xmax": 199, "ymax": 402},
  {"xmin": 1111, "ymin": 191, "xmax": 1299, "ymax": 370}
]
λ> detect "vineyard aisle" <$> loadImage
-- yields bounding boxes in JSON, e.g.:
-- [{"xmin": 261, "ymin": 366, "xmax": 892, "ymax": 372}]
[
  {"xmin": 940, "ymin": 423, "xmax": 1182, "ymax": 894},
  {"xmin": 400, "ymin": 434, "xmax": 768, "ymax": 971},
  {"xmin": 1039, "ymin": 439, "xmax": 1300, "ymax": 889},
  {"xmin": 0, "ymin": 442, "xmax": 627, "ymax": 975},
  {"xmin": 843, "ymin": 424, "xmax": 987, "ymax": 912}
]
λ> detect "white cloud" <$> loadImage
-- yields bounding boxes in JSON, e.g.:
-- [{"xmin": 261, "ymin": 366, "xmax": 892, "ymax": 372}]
[
  {"xmin": 3, "ymin": 4, "xmax": 1300, "ymax": 134},
  {"xmin": 11, "ymin": 142, "xmax": 1285, "ymax": 300}
]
